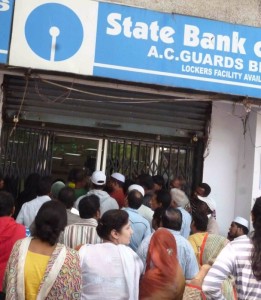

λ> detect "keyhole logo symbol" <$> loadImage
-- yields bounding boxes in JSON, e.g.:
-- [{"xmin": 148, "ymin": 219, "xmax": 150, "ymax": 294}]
[{"xmin": 25, "ymin": 3, "xmax": 84, "ymax": 61}]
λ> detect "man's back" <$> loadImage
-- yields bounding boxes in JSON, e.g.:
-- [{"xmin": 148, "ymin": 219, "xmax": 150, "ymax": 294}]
[
  {"xmin": 62, "ymin": 218, "xmax": 102, "ymax": 248},
  {"xmin": 16, "ymin": 195, "xmax": 51, "ymax": 227},
  {"xmin": 89, "ymin": 190, "xmax": 119, "ymax": 215},
  {"xmin": 66, "ymin": 209, "xmax": 81, "ymax": 226},
  {"xmin": 137, "ymin": 228, "xmax": 198, "ymax": 280},
  {"xmin": 123, "ymin": 207, "xmax": 151, "ymax": 251},
  {"xmin": 177, "ymin": 207, "xmax": 192, "ymax": 238}
]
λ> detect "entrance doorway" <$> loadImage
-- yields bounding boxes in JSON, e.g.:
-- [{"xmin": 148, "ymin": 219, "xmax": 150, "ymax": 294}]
[{"xmin": 51, "ymin": 135, "xmax": 102, "ymax": 182}]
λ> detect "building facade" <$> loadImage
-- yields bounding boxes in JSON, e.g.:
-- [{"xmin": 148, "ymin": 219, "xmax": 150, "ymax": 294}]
[{"xmin": 0, "ymin": 0, "xmax": 261, "ymax": 234}]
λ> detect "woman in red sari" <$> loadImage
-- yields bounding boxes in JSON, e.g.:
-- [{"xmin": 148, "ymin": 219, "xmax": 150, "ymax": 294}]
[{"xmin": 139, "ymin": 228, "xmax": 185, "ymax": 300}]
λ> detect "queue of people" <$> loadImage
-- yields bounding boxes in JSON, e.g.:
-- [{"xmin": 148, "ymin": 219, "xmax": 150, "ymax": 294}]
[{"xmin": 0, "ymin": 169, "xmax": 260, "ymax": 299}]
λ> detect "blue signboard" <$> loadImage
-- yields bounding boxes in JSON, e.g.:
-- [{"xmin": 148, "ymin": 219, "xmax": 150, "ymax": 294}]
[
  {"xmin": 94, "ymin": 3, "xmax": 261, "ymax": 99},
  {"xmin": 0, "ymin": 0, "xmax": 14, "ymax": 64}
]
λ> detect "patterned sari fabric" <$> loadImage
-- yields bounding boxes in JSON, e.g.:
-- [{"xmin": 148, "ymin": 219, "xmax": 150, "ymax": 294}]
[
  {"xmin": 139, "ymin": 228, "xmax": 185, "ymax": 300},
  {"xmin": 202, "ymin": 234, "xmax": 236, "ymax": 299},
  {"xmin": 3, "ymin": 237, "xmax": 82, "ymax": 300},
  {"xmin": 184, "ymin": 234, "xmax": 236, "ymax": 300}
]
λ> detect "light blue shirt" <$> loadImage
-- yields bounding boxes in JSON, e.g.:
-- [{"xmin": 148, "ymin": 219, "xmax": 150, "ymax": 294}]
[
  {"xmin": 137, "ymin": 228, "xmax": 199, "ymax": 280},
  {"xmin": 177, "ymin": 207, "xmax": 192, "ymax": 239},
  {"xmin": 122, "ymin": 207, "xmax": 151, "ymax": 252},
  {"xmin": 16, "ymin": 195, "xmax": 51, "ymax": 227}
]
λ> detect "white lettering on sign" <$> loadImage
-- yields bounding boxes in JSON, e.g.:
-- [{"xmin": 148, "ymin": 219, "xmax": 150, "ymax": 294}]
[
  {"xmin": 106, "ymin": 13, "xmax": 175, "ymax": 44},
  {"xmin": 147, "ymin": 46, "xmax": 174, "ymax": 60},
  {"xmin": 248, "ymin": 60, "xmax": 261, "ymax": 72},
  {"xmin": 0, "ymin": 0, "xmax": 9, "ymax": 11},
  {"xmin": 164, "ymin": 47, "xmax": 174, "ymax": 60},
  {"xmin": 179, "ymin": 50, "xmax": 243, "ymax": 69},
  {"xmin": 147, "ymin": 45, "xmax": 159, "ymax": 57},
  {"xmin": 183, "ymin": 25, "xmax": 246, "ymax": 55},
  {"xmin": 253, "ymin": 41, "xmax": 261, "ymax": 58}
]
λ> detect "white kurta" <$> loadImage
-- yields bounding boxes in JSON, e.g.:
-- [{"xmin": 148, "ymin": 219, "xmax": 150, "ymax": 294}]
[{"xmin": 79, "ymin": 243, "xmax": 143, "ymax": 300}]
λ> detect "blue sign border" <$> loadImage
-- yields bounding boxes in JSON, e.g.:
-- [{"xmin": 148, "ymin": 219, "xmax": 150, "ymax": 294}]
[
  {"xmin": 94, "ymin": 2, "xmax": 261, "ymax": 99},
  {"xmin": 0, "ymin": 0, "xmax": 15, "ymax": 64}
]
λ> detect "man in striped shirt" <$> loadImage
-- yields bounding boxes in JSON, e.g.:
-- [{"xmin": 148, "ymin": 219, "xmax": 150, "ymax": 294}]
[
  {"xmin": 61, "ymin": 194, "xmax": 102, "ymax": 249},
  {"xmin": 202, "ymin": 198, "xmax": 261, "ymax": 299}
]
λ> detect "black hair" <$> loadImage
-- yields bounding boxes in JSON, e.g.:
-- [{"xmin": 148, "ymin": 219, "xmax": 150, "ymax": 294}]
[
  {"xmin": 234, "ymin": 222, "xmax": 249, "ymax": 235},
  {"xmin": 123, "ymin": 178, "xmax": 135, "ymax": 195},
  {"xmin": 23, "ymin": 173, "xmax": 41, "ymax": 195},
  {"xmin": 74, "ymin": 168, "xmax": 87, "ymax": 183},
  {"xmin": 156, "ymin": 190, "xmax": 171, "ymax": 209},
  {"xmin": 192, "ymin": 212, "xmax": 208, "ymax": 232},
  {"xmin": 161, "ymin": 207, "xmax": 182, "ymax": 231},
  {"xmin": 0, "ymin": 191, "xmax": 14, "ymax": 216},
  {"xmin": 152, "ymin": 175, "xmax": 166, "ymax": 189},
  {"xmin": 67, "ymin": 168, "xmax": 78, "ymax": 183},
  {"xmin": 36, "ymin": 176, "xmax": 52, "ymax": 196},
  {"xmin": 58, "ymin": 187, "xmax": 76, "ymax": 209},
  {"xmin": 251, "ymin": 197, "xmax": 261, "ymax": 280},
  {"xmin": 152, "ymin": 207, "xmax": 166, "ymax": 229},
  {"xmin": 136, "ymin": 174, "xmax": 154, "ymax": 190},
  {"xmin": 199, "ymin": 183, "xmax": 211, "ymax": 196},
  {"xmin": 127, "ymin": 189, "xmax": 143, "ymax": 209},
  {"xmin": 33, "ymin": 201, "xmax": 67, "ymax": 246},
  {"xmin": 14, "ymin": 173, "xmax": 41, "ymax": 218},
  {"xmin": 96, "ymin": 209, "xmax": 129, "ymax": 241},
  {"xmin": 79, "ymin": 194, "xmax": 100, "ymax": 218}
]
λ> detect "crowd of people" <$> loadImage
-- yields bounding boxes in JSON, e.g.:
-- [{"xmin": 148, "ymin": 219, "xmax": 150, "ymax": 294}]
[{"xmin": 0, "ymin": 168, "xmax": 260, "ymax": 299}]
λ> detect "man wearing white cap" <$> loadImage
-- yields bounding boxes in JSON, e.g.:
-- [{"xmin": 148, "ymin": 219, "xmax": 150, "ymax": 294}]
[
  {"xmin": 107, "ymin": 172, "xmax": 126, "ymax": 208},
  {"xmin": 197, "ymin": 195, "xmax": 219, "ymax": 234},
  {"xmin": 123, "ymin": 184, "xmax": 151, "ymax": 251},
  {"xmin": 74, "ymin": 170, "xmax": 119, "ymax": 216},
  {"xmin": 227, "ymin": 216, "xmax": 249, "ymax": 241}
]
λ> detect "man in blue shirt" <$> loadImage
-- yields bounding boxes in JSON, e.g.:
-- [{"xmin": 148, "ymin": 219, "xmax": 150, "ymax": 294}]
[
  {"xmin": 122, "ymin": 185, "xmax": 151, "ymax": 251},
  {"xmin": 170, "ymin": 188, "xmax": 192, "ymax": 238},
  {"xmin": 137, "ymin": 207, "xmax": 199, "ymax": 280}
]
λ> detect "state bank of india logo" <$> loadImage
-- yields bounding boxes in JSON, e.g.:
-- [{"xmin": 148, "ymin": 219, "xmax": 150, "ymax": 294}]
[{"xmin": 25, "ymin": 3, "xmax": 84, "ymax": 62}]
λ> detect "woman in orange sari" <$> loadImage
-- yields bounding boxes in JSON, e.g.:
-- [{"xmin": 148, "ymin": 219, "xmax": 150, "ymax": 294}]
[{"xmin": 139, "ymin": 228, "xmax": 185, "ymax": 300}]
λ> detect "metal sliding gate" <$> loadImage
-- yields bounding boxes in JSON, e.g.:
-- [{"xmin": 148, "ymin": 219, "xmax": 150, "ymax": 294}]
[
  {"xmin": 106, "ymin": 137, "xmax": 197, "ymax": 192},
  {"xmin": 0, "ymin": 126, "xmax": 202, "ymax": 196},
  {"xmin": 0, "ymin": 125, "xmax": 55, "ymax": 194}
]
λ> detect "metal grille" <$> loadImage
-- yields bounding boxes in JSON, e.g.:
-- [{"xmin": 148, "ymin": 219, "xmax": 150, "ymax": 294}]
[
  {"xmin": 0, "ymin": 125, "xmax": 54, "ymax": 178},
  {"xmin": 106, "ymin": 137, "xmax": 196, "ymax": 191}
]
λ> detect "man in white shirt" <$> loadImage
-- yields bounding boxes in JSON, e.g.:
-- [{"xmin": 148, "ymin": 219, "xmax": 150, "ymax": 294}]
[
  {"xmin": 74, "ymin": 170, "xmax": 119, "ymax": 216},
  {"xmin": 16, "ymin": 176, "xmax": 52, "ymax": 227},
  {"xmin": 197, "ymin": 195, "xmax": 219, "ymax": 234}
]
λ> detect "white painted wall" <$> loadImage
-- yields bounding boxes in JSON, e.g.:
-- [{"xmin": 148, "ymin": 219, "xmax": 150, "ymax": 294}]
[
  {"xmin": 108, "ymin": 0, "xmax": 261, "ymax": 27},
  {"xmin": 203, "ymin": 101, "xmax": 257, "ymax": 236},
  {"xmin": 248, "ymin": 111, "xmax": 261, "ymax": 230}
]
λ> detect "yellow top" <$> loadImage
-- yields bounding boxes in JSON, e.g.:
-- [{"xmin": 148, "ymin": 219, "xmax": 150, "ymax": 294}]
[
  {"xmin": 188, "ymin": 232, "xmax": 207, "ymax": 265},
  {"xmin": 24, "ymin": 251, "xmax": 50, "ymax": 300}
]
